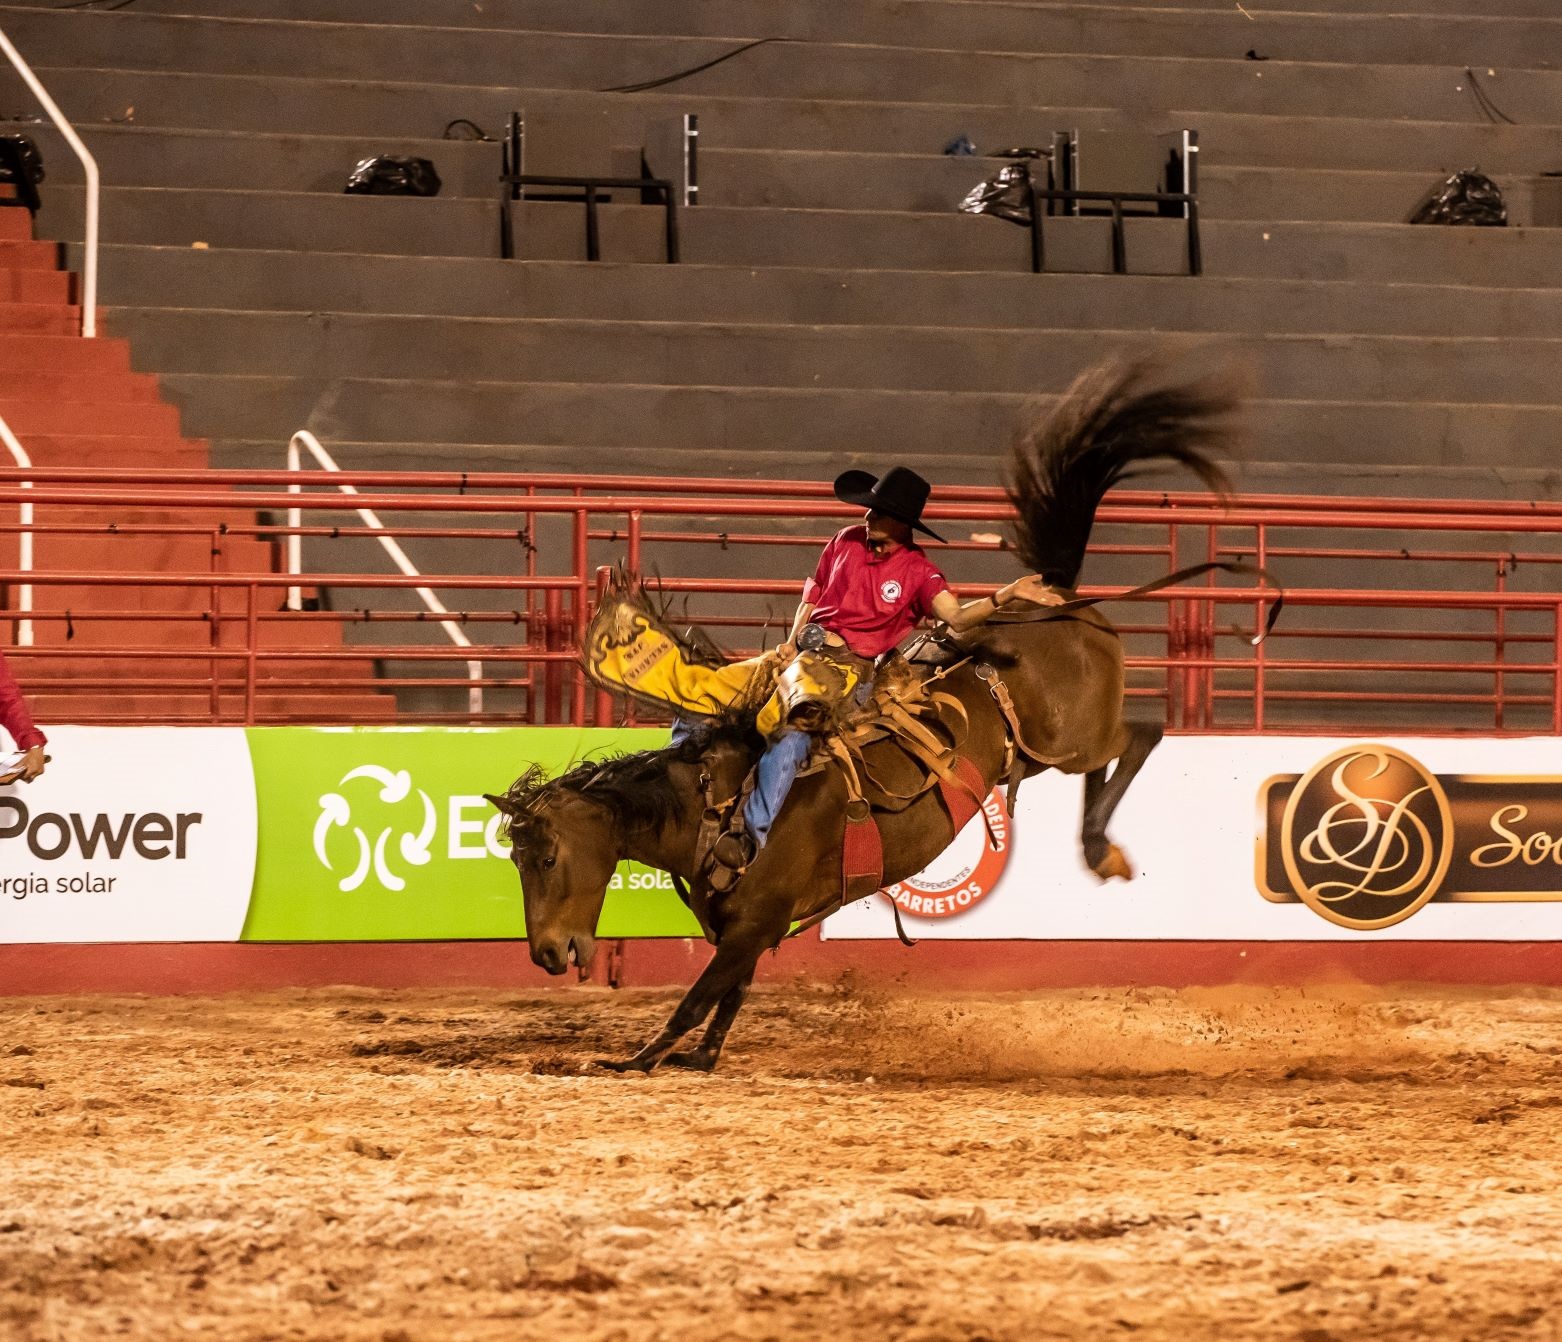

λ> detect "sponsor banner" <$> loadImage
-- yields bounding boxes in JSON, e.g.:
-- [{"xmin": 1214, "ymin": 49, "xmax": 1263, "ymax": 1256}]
[
  {"xmin": 8, "ymin": 730, "xmax": 1562, "ymax": 945},
  {"xmin": 0, "ymin": 727, "xmax": 702, "ymax": 944},
  {"xmin": 0, "ymin": 727, "xmax": 256, "ymax": 943},
  {"xmin": 243, "ymin": 727, "xmax": 700, "ymax": 942},
  {"xmin": 824, "ymin": 736, "xmax": 1562, "ymax": 941}
]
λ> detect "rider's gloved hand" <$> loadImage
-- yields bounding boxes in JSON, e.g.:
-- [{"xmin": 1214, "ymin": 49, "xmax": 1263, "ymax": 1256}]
[{"xmin": 1000, "ymin": 575, "xmax": 1067, "ymax": 608}]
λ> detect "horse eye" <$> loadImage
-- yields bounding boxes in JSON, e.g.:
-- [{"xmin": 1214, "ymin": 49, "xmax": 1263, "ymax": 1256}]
[{"xmin": 541, "ymin": 856, "xmax": 557, "ymax": 870}]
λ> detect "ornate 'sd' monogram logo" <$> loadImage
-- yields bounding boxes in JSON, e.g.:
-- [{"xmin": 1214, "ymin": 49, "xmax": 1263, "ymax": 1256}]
[
  {"xmin": 1277, "ymin": 746, "xmax": 1453, "ymax": 930},
  {"xmin": 1260, "ymin": 745, "xmax": 1562, "ymax": 929}
]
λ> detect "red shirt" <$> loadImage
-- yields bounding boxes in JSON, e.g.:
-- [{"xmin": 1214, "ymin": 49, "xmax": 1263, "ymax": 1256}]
[
  {"xmin": 801, "ymin": 526, "xmax": 949, "ymax": 658},
  {"xmin": 0, "ymin": 650, "xmax": 44, "ymax": 751}
]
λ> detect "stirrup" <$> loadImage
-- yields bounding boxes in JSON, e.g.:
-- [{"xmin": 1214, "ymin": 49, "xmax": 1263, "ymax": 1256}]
[{"xmin": 706, "ymin": 829, "xmax": 757, "ymax": 893}]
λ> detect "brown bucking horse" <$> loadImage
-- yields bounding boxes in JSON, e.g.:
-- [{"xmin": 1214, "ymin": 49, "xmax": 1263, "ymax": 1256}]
[{"xmin": 486, "ymin": 357, "xmax": 1240, "ymax": 1072}]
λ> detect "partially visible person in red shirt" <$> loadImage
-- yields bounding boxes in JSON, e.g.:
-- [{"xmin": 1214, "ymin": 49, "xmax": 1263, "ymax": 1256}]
[{"xmin": 0, "ymin": 650, "xmax": 47, "ymax": 784}]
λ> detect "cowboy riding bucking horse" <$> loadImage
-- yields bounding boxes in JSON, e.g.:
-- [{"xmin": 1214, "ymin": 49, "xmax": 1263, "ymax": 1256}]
[{"xmin": 487, "ymin": 356, "xmax": 1275, "ymax": 1072}]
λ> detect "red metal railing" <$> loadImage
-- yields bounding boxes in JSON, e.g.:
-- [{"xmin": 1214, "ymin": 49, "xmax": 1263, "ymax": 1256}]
[{"xmin": 0, "ymin": 466, "xmax": 1555, "ymax": 734}]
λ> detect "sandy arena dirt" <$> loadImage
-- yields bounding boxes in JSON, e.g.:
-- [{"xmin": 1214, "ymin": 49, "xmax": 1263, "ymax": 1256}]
[{"xmin": 3, "ymin": 980, "xmax": 1562, "ymax": 1341}]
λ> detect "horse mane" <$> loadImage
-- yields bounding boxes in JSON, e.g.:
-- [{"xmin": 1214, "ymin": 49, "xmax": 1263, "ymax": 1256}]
[
  {"xmin": 1007, "ymin": 353, "xmax": 1240, "ymax": 589},
  {"xmin": 499, "ymin": 721, "xmax": 760, "ymax": 845}
]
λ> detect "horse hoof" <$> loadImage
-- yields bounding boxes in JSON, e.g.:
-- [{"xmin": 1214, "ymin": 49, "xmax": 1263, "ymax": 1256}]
[
  {"xmin": 1091, "ymin": 844, "xmax": 1134, "ymax": 882},
  {"xmin": 594, "ymin": 1057, "xmax": 653, "ymax": 1074},
  {"xmin": 663, "ymin": 1050, "xmax": 717, "ymax": 1073}
]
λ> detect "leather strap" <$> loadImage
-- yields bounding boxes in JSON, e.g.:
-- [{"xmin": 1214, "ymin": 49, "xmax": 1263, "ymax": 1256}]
[
  {"xmin": 987, "ymin": 559, "xmax": 1284, "ymax": 644},
  {"xmin": 975, "ymin": 662, "xmax": 1072, "ymax": 769}
]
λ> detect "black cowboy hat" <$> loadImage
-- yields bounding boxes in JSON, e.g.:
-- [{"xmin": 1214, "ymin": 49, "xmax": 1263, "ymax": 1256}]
[{"xmin": 833, "ymin": 466, "xmax": 945, "ymax": 543}]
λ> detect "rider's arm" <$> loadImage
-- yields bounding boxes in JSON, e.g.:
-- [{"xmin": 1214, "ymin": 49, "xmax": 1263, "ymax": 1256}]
[
  {"xmin": 931, "ymin": 576, "xmax": 1065, "ymax": 633},
  {"xmin": 777, "ymin": 600, "xmax": 816, "ymax": 660},
  {"xmin": 781, "ymin": 530, "xmax": 845, "ymax": 658}
]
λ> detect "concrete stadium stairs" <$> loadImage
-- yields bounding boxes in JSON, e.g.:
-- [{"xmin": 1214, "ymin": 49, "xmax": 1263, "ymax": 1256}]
[
  {"xmin": 0, "ymin": 0, "xmax": 1558, "ymax": 735},
  {"xmin": 1, "ymin": 0, "xmax": 1558, "ymax": 506},
  {"xmin": 0, "ymin": 204, "xmax": 388, "ymax": 722}
]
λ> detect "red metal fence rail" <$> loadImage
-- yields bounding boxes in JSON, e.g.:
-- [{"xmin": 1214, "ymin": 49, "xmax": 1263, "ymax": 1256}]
[{"xmin": 0, "ymin": 467, "xmax": 1555, "ymax": 734}]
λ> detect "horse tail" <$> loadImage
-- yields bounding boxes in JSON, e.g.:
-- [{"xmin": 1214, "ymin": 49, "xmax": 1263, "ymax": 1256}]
[{"xmin": 1006, "ymin": 354, "xmax": 1240, "ymax": 588}]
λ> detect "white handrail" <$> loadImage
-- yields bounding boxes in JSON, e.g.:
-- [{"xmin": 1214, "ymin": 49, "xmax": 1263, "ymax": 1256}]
[
  {"xmin": 286, "ymin": 431, "xmax": 483, "ymax": 714},
  {"xmin": 0, "ymin": 25, "xmax": 99, "ymax": 338},
  {"xmin": 0, "ymin": 411, "xmax": 33, "ymax": 648}
]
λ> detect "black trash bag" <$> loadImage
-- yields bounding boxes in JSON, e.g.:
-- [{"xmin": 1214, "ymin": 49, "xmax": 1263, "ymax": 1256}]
[
  {"xmin": 1409, "ymin": 170, "xmax": 1506, "ymax": 226},
  {"xmin": 959, "ymin": 160, "xmax": 1037, "ymax": 227},
  {"xmin": 0, "ymin": 134, "xmax": 44, "ymax": 185},
  {"xmin": 344, "ymin": 156, "xmax": 442, "ymax": 196}
]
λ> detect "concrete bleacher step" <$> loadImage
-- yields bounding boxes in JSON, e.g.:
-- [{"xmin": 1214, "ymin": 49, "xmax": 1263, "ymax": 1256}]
[
  {"xmin": 13, "ymin": 0, "xmax": 1561, "ymax": 68},
  {"xmin": 161, "ymin": 374, "xmax": 1562, "ymax": 472},
  {"xmin": 10, "ymin": 0, "xmax": 1560, "ymax": 32},
  {"xmin": 203, "ymin": 435, "xmax": 1562, "ymax": 504},
  {"xmin": 9, "ymin": 434, "xmax": 211, "ymax": 468},
  {"xmin": 703, "ymin": 152, "xmax": 1457, "ymax": 226},
  {"xmin": 40, "ymin": 187, "xmax": 1562, "ymax": 285},
  {"xmin": 8, "ymin": 8, "xmax": 1562, "ymax": 125},
  {"xmin": 36, "ymin": 186, "xmax": 498, "ymax": 260},
  {"xmin": 106, "ymin": 309, "xmax": 1562, "ymax": 408},
  {"xmin": 0, "ymin": 334, "xmax": 133, "ymax": 375},
  {"xmin": 24, "ymin": 122, "xmax": 1480, "ymax": 227},
  {"xmin": 93, "ymin": 250, "xmax": 1562, "ymax": 342},
  {"xmin": 0, "ymin": 241, "xmax": 61, "ymax": 271},
  {"xmin": 0, "ymin": 371, "xmax": 164, "ymax": 402},
  {"xmin": 0, "ymin": 268, "xmax": 70, "ymax": 304},
  {"xmin": 0, "ymin": 302, "xmax": 80, "ymax": 337},
  {"xmin": 5, "ymin": 4, "xmax": 1562, "ymax": 91},
  {"xmin": 0, "ymin": 398, "xmax": 182, "ymax": 436},
  {"xmin": 992, "ymin": 0, "xmax": 1557, "ymax": 15},
  {"xmin": 21, "ymin": 70, "xmax": 1562, "ymax": 179}
]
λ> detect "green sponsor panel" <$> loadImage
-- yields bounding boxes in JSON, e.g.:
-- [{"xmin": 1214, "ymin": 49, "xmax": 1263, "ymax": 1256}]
[{"xmin": 242, "ymin": 727, "xmax": 701, "ymax": 941}]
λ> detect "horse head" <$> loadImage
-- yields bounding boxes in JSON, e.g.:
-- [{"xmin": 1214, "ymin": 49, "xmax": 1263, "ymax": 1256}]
[{"xmin": 485, "ymin": 768, "xmax": 621, "ymax": 976}]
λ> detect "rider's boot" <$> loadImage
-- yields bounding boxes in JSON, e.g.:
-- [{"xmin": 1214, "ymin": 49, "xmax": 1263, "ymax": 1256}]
[{"xmin": 705, "ymin": 729, "xmax": 811, "ymax": 893}]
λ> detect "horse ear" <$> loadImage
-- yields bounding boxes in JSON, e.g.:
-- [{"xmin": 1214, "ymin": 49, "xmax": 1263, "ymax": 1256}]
[{"xmin": 483, "ymin": 792, "xmax": 517, "ymax": 816}]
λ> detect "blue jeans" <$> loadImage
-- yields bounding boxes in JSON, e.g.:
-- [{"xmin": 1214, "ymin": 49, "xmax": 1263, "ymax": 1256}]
[{"xmin": 745, "ymin": 729, "xmax": 811, "ymax": 850}]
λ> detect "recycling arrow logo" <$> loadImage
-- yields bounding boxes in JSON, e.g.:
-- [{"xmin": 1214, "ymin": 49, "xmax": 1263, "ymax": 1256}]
[{"xmin": 312, "ymin": 765, "xmax": 436, "ymax": 893}]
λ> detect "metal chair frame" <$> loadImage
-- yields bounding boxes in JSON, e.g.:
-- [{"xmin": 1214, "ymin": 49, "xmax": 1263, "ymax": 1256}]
[{"xmin": 498, "ymin": 112, "xmax": 679, "ymax": 263}]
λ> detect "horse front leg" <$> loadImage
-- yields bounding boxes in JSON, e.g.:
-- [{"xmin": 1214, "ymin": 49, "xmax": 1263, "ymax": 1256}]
[
  {"xmin": 661, "ymin": 967, "xmax": 756, "ymax": 1073},
  {"xmin": 1081, "ymin": 722, "xmax": 1162, "ymax": 880},
  {"xmin": 596, "ymin": 929, "xmax": 771, "ymax": 1074}
]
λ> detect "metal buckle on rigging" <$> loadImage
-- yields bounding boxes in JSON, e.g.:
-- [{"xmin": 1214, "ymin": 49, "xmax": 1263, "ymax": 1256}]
[{"xmin": 796, "ymin": 622, "xmax": 829, "ymax": 653}]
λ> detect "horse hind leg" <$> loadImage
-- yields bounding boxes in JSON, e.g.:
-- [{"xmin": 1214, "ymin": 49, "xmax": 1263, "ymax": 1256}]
[{"xmin": 1081, "ymin": 722, "xmax": 1162, "ymax": 881}]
